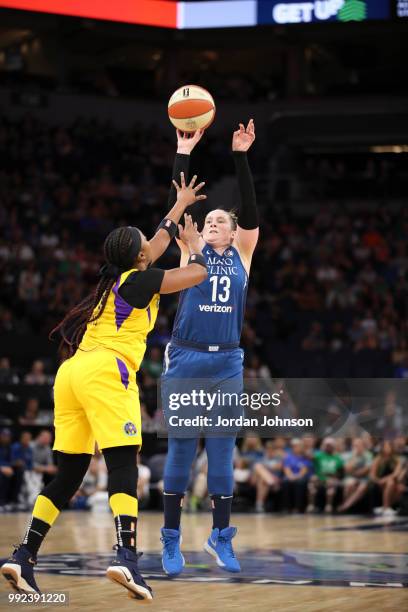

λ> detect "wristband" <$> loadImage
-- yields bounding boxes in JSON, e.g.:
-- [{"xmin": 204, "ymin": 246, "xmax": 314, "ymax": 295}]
[
  {"xmin": 188, "ymin": 253, "xmax": 207, "ymax": 268},
  {"xmin": 157, "ymin": 218, "xmax": 178, "ymax": 239}
]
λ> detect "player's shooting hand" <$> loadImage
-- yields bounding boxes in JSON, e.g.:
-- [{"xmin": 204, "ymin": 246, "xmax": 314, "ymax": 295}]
[
  {"xmin": 232, "ymin": 118, "xmax": 255, "ymax": 152},
  {"xmin": 176, "ymin": 129, "xmax": 204, "ymax": 155},
  {"xmin": 178, "ymin": 213, "xmax": 201, "ymax": 249},
  {"xmin": 172, "ymin": 172, "xmax": 206, "ymax": 209}
]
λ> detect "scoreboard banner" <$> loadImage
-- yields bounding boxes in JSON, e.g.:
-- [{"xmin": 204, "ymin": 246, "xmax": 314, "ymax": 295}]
[
  {"xmin": 258, "ymin": 0, "xmax": 390, "ymax": 24},
  {"xmin": 0, "ymin": 0, "xmax": 403, "ymax": 28}
]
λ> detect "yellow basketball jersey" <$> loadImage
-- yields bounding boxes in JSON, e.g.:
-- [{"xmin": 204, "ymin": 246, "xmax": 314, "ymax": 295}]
[{"xmin": 79, "ymin": 269, "xmax": 160, "ymax": 371}]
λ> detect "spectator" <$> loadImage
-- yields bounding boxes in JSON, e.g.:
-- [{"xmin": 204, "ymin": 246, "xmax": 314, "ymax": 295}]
[
  {"xmin": 282, "ymin": 439, "xmax": 312, "ymax": 512},
  {"xmin": 32, "ymin": 429, "xmax": 57, "ymax": 488},
  {"xmin": 392, "ymin": 460, "xmax": 408, "ymax": 514},
  {"xmin": 10, "ymin": 431, "xmax": 33, "ymax": 508},
  {"xmin": 394, "ymin": 435, "xmax": 408, "ymax": 461},
  {"xmin": 10, "ymin": 431, "xmax": 33, "ymax": 471},
  {"xmin": 302, "ymin": 434, "xmax": 317, "ymax": 459},
  {"xmin": 338, "ymin": 438, "xmax": 373, "ymax": 512},
  {"xmin": 252, "ymin": 440, "xmax": 284, "ymax": 513},
  {"xmin": 335, "ymin": 438, "xmax": 350, "ymax": 463},
  {"xmin": 0, "ymin": 358, "xmax": 19, "ymax": 384},
  {"xmin": 233, "ymin": 456, "xmax": 252, "ymax": 492},
  {"xmin": 18, "ymin": 261, "xmax": 41, "ymax": 302},
  {"xmin": 370, "ymin": 440, "xmax": 401, "ymax": 517},
  {"xmin": 71, "ymin": 452, "xmax": 108, "ymax": 511},
  {"xmin": 19, "ymin": 398, "xmax": 52, "ymax": 426},
  {"xmin": 273, "ymin": 437, "xmax": 289, "ymax": 458},
  {"xmin": 307, "ymin": 437, "xmax": 343, "ymax": 513},
  {"xmin": 24, "ymin": 360, "xmax": 49, "ymax": 385},
  {"xmin": 376, "ymin": 390, "xmax": 404, "ymax": 437},
  {"xmin": 239, "ymin": 433, "xmax": 264, "ymax": 467}
]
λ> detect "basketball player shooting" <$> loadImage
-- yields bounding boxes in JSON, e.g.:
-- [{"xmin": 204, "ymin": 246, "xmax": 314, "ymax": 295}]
[{"xmin": 160, "ymin": 119, "xmax": 259, "ymax": 576}]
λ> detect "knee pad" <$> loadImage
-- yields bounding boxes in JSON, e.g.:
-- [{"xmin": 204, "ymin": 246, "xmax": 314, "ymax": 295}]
[{"xmin": 103, "ymin": 446, "xmax": 138, "ymax": 498}]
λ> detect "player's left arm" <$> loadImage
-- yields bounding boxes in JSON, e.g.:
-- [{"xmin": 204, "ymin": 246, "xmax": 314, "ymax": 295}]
[{"xmin": 231, "ymin": 119, "xmax": 259, "ymax": 272}]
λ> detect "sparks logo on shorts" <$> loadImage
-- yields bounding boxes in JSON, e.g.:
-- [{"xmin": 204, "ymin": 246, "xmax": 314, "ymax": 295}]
[{"xmin": 123, "ymin": 421, "xmax": 137, "ymax": 436}]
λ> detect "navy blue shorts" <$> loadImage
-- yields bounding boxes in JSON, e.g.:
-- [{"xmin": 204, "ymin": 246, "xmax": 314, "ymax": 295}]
[{"xmin": 161, "ymin": 343, "xmax": 244, "ymax": 437}]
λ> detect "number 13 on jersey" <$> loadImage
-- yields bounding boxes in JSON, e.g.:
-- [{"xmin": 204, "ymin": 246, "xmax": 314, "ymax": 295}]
[{"xmin": 209, "ymin": 275, "xmax": 231, "ymax": 303}]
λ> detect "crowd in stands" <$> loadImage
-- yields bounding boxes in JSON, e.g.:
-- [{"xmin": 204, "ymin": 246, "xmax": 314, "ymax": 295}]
[
  {"xmin": 0, "ymin": 113, "xmax": 407, "ymax": 380},
  {"xmin": 1, "ymin": 427, "xmax": 408, "ymax": 517},
  {"xmin": 231, "ymin": 433, "xmax": 408, "ymax": 517}
]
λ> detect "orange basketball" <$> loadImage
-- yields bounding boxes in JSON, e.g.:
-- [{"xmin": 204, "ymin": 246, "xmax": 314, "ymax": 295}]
[{"xmin": 168, "ymin": 85, "xmax": 215, "ymax": 132}]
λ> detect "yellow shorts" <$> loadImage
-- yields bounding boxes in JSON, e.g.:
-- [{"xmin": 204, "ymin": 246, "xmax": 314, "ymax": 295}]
[{"xmin": 53, "ymin": 348, "xmax": 142, "ymax": 454}]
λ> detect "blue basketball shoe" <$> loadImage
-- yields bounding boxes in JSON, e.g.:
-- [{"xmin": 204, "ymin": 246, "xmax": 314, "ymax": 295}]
[
  {"xmin": 106, "ymin": 545, "xmax": 153, "ymax": 601},
  {"xmin": 160, "ymin": 528, "xmax": 185, "ymax": 576},
  {"xmin": 1, "ymin": 545, "xmax": 41, "ymax": 593},
  {"xmin": 204, "ymin": 527, "xmax": 241, "ymax": 573}
]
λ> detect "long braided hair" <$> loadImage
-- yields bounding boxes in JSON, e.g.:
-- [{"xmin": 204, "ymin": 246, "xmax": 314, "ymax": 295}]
[{"xmin": 50, "ymin": 226, "xmax": 142, "ymax": 357}]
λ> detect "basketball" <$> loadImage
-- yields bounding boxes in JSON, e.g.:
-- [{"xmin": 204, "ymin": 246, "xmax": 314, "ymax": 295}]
[{"xmin": 168, "ymin": 85, "xmax": 216, "ymax": 132}]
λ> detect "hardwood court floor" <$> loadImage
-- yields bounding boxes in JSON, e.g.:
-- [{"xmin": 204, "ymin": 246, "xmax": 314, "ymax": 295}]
[{"xmin": 1, "ymin": 512, "xmax": 407, "ymax": 612}]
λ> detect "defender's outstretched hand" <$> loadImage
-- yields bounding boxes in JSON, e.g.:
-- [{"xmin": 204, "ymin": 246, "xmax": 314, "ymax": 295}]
[
  {"xmin": 232, "ymin": 118, "xmax": 255, "ymax": 152},
  {"xmin": 176, "ymin": 129, "xmax": 204, "ymax": 155},
  {"xmin": 178, "ymin": 213, "xmax": 201, "ymax": 250},
  {"xmin": 173, "ymin": 172, "xmax": 207, "ymax": 208},
  {"xmin": 172, "ymin": 172, "xmax": 206, "ymax": 209}
]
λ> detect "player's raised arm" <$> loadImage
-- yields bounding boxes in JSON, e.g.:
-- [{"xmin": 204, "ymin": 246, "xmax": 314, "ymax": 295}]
[
  {"xmin": 167, "ymin": 129, "xmax": 204, "ymax": 209},
  {"xmin": 148, "ymin": 172, "xmax": 206, "ymax": 264},
  {"xmin": 231, "ymin": 119, "xmax": 259, "ymax": 268},
  {"xmin": 168, "ymin": 129, "xmax": 206, "ymax": 259}
]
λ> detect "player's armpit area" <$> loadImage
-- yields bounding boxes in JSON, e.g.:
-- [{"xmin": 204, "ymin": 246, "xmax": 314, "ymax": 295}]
[
  {"xmin": 118, "ymin": 268, "xmax": 164, "ymax": 309},
  {"xmin": 234, "ymin": 226, "xmax": 259, "ymax": 262}
]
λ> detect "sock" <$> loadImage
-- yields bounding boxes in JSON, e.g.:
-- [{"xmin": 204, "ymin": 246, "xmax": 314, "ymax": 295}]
[
  {"xmin": 22, "ymin": 517, "xmax": 51, "ymax": 557},
  {"xmin": 114, "ymin": 515, "xmax": 137, "ymax": 551},
  {"xmin": 109, "ymin": 493, "xmax": 138, "ymax": 552},
  {"xmin": 211, "ymin": 495, "xmax": 233, "ymax": 530},
  {"xmin": 163, "ymin": 492, "xmax": 184, "ymax": 530},
  {"xmin": 21, "ymin": 495, "xmax": 60, "ymax": 556}
]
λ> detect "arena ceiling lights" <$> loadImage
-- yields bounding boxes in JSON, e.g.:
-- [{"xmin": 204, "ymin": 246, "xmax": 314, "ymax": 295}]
[{"xmin": 0, "ymin": 0, "xmax": 393, "ymax": 28}]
